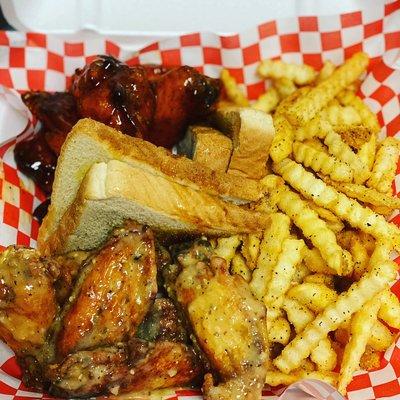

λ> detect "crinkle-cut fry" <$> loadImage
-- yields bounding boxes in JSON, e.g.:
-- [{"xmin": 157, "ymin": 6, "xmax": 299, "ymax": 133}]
[
  {"xmin": 214, "ymin": 235, "xmax": 242, "ymax": 263},
  {"xmin": 287, "ymin": 282, "xmax": 338, "ymax": 313},
  {"xmin": 292, "ymin": 263, "xmax": 311, "ymax": 284},
  {"xmin": 350, "ymin": 235, "xmax": 369, "ymax": 281},
  {"xmin": 264, "ymin": 238, "xmax": 305, "ymax": 321},
  {"xmin": 273, "ymin": 258, "xmax": 397, "ymax": 374},
  {"xmin": 368, "ymin": 203, "xmax": 393, "ymax": 217},
  {"xmin": 230, "ymin": 252, "xmax": 251, "ymax": 282},
  {"xmin": 283, "ymin": 297, "xmax": 315, "ymax": 333},
  {"xmin": 367, "ymin": 137, "xmax": 400, "ymax": 194},
  {"xmin": 338, "ymin": 293, "xmax": 382, "ymax": 395},
  {"xmin": 220, "ymin": 69, "xmax": 249, "ymax": 107},
  {"xmin": 268, "ymin": 316, "xmax": 291, "ymax": 345},
  {"xmin": 241, "ymin": 233, "xmax": 261, "ymax": 270},
  {"xmin": 304, "ymin": 138, "xmax": 328, "ymax": 153},
  {"xmin": 304, "ymin": 273, "xmax": 334, "ymax": 289},
  {"xmin": 321, "ymin": 177, "xmax": 400, "ymax": 210},
  {"xmin": 325, "ymin": 104, "xmax": 362, "ymax": 126},
  {"xmin": 252, "ymin": 87, "xmax": 280, "ymax": 113},
  {"xmin": 337, "ymin": 90, "xmax": 381, "ymax": 135},
  {"xmin": 334, "ymin": 124, "xmax": 372, "ymax": 150},
  {"xmin": 293, "ymin": 141, "xmax": 354, "ymax": 183},
  {"xmin": 274, "ymin": 77, "xmax": 297, "ymax": 98},
  {"xmin": 303, "ymin": 247, "xmax": 336, "ymax": 275},
  {"xmin": 379, "ymin": 289, "xmax": 400, "ymax": 329},
  {"xmin": 368, "ymin": 240, "xmax": 391, "ymax": 271},
  {"xmin": 360, "ymin": 346, "xmax": 381, "ymax": 371},
  {"xmin": 294, "ymin": 115, "xmax": 327, "ymax": 141},
  {"xmin": 273, "ymin": 159, "xmax": 400, "ymax": 249},
  {"xmin": 270, "ymin": 114, "xmax": 294, "ymax": 163},
  {"xmin": 249, "ymin": 213, "xmax": 291, "ymax": 300},
  {"xmin": 285, "ymin": 52, "xmax": 369, "ymax": 126},
  {"xmin": 368, "ymin": 319, "xmax": 393, "ymax": 351},
  {"xmin": 323, "ymin": 125, "xmax": 370, "ymax": 184},
  {"xmin": 358, "ymin": 132, "xmax": 377, "ymax": 171},
  {"xmin": 264, "ymin": 181, "xmax": 351, "ymax": 275},
  {"xmin": 317, "ymin": 60, "xmax": 336, "ymax": 83},
  {"xmin": 257, "ymin": 59, "xmax": 317, "ymax": 85},
  {"xmin": 310, "ymin": 338, "xmax": 337, "ymax": 371},
  {"xmin": 265, "ymin": 370, "xmax": 338, "ymax": 387}
]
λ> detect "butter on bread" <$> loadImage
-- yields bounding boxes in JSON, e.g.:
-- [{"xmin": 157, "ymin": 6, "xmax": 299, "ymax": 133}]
[
  {"xmin": 178, "ymin": 125, "xmax": 233, "ymax": 171},
  {"xmin": 38, "ymin": 118, "xmax": 266, "ymax": 254},
  {"xmin": 213, "ymin": 107, "xmax": 275, "ymax": 179}
]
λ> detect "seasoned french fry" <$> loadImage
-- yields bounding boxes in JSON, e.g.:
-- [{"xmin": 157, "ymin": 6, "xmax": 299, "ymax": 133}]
[
  {"xmin": 367, "ymin": 137, "xmax": 400, "ymax": 194},
  {"xmin": 270, "ymin": 114, "xmax": 294, "ymax": 162},
  {"xmin": 294, "ymin": 115, "xmax": 327, "ymax": 141},
  {"xmin": 293, "ymin": 141, "xmax": 354, "ymax": 183},
  {"xmin": 263, "ymin": 179, "xmax": 351, "ymax": 275},
  {"xmin": 214, "ymin": 235, "xmax": 242, "ymax": 263},
  {"xmin": 303, "ymin": 138, "xmax": 328, "ymax": 153},
  {"xmin": 287, "ymin": 282, "xmax": 338, "ymax": 313},
  {"xmin": 274, "ymin": 77, "xmax": 297, "ymax": 98},
  {"xmin": 265, "ymin": 370, "xmax": 338, "ymax": 387},
  {"xmin": 252, "ymin": 87, "xmax": 280, "ymax": 113},
  {"xmin": 273, "ymin": 159, "xmax": 400, "ymax": 249},
  {"xmin": 360, "ymin": 346, "xmax": 381, "ymax": 371},
  {"xmin": 350, "ymin": 235, "xmax": 369, "ymax": 280},
  {"xmin": 283, "ymin": 297, "xmax": 315, "ymax": 333},
  {"xmin": 378, "ymin": 289, "xmax": 400, "ymax": 329},
  {"xmin": 317, "ymin": 60, "xmax": 336, "ymax": 83},
  {"xmin": 220, "ymin": 69, "xmax": 249, "ymax": 107},
  {"xmin": 303, "ymin": 247, "xmax": 335, "ymax": 274},
  {"xmin": 368, "ymin": 319, "xmax": 393, "ymax": 351},
  {"xmin": 285, "ymin": 52, "xmax": 369, "ymax": 126},
  {"xmin": 358, "ymin": 132, "xmax": 377, "ymax": 171},
  {"xmin": 264, "ymin": 238, "xmax": 305, "ymax": 321},
  {"xmin": 323, "ymin": 126, "xmax": 370, "ymax": 184},
  {"xmin": 249, "ymin": 213, "xmax": 291, "ymax": 300},
  {"xmin": 269, "ymin": 316, "xmax": 291, "ymax": 345},
  {"xmin": 230, "ymin": 252, "xmax": 251, "ymax": 282},
  {"xmin": 325, "ymin": 103, "xmax": 361, "ymax": 126},
  {"xmin": 292, "ymin": 262, "xmax": 311, "ymax": 283},
  {"xmin": 304, "ymin": 273, "xmax": 334, "ymax": 288},
  {"xmin": 310, "ymin": 338, "xmax": 337, "ymax": 371},
  {"xmin": 338, "ymin": 293, "xmax": 382, "ymax": 395},
  {"xmin": 321, "ymin": 177, "xmax": 400, "ymax": 210},
  {"xmin": 257, "ymin": 59, "xmax": 317, "ymax": 85},
  {"xmin": 273, "ymin": 255, "xmax": 396, "ymax": 373},
  {"xmin": 241, "ymin": 233, "xmax": 261, "ymax": 270},
  {"xmin": 334, "ymin": 124, "xmax": 372, "ymax": 150}
]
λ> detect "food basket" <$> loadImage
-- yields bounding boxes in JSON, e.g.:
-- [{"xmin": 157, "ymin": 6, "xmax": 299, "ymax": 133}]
[{"xmin": 0, "ymin": 1, "xmax": 399, "ymax": 399}]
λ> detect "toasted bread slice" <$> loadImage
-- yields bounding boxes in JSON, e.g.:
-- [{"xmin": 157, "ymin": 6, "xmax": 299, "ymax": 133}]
[
  {"xmin": 38, "ymin": 119, "xmax": 264, "ymax": 251},
  {"xmin": 178, "ymin": 125, "xmax": 233, "ymax": 171},
  {"xmin": 42, "ymin": 160, "xmax": 270, "ymax": 254},
  {"xmin": 213, "ymin": 107, "xmax": 275, "ymax": 179}
]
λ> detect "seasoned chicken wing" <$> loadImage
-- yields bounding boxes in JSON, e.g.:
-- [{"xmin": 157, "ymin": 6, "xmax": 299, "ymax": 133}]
[
  {"xmin": 171, "ymin": 241, "xmax": 269, "ymax": 400},
  {"xmin": 55, "ymin": 222, "xmax": 157, "ymax": 358}
]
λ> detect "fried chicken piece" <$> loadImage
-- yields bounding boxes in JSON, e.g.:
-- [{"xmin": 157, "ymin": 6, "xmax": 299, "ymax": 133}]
[
  {"xmin": 172, "ymin": 241, "xmax": 269, "ymax": 400},
  {"xmin": 0, "ymin": 246, "xmax": 59, "ymax": 355},
  {"xmin": 47, "ymin": 339, "xmax": 201, "ymax": 398},
  {"xmin": 71, "ymin": 55, "xmax": 155, "ymax": 140},
  {"xmin": 55, "ymin": 222, "xmax": 157, "ymax": 358}
]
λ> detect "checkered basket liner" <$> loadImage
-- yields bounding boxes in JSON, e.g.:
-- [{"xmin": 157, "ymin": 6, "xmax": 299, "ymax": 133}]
[{"xmin": 0, "ymin": 1, "xmax": 399, "ymax": 399}]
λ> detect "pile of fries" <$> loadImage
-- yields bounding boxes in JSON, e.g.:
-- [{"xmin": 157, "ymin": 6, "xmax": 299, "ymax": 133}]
[{"xmin": 218, "ymin": 52, "xmax": 400, "ymax": 394}]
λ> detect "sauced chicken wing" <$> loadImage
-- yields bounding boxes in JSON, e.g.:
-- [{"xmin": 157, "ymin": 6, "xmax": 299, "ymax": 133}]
[
  {"xmin": 55, "ymin": 222, "xmax": 157, "ymax": 358},
  {"xmin": 171, "ymin": 241, "xmax": 269, "ymax": 400},
  {"xmin": 47, "ymin": 339, "xmax": 201, "ymax": 398}
]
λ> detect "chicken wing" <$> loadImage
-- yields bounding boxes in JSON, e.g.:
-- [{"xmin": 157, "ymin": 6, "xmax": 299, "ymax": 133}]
[
  {"xmin": 55, "ymin": 221, "xmax": 157, "ymax": 358},
  {"xmin": 171, "ymin": 241, "xmax": 269, "ymax": 400}
]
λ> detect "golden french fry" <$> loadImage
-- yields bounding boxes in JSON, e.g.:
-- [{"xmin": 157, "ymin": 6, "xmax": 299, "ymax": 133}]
[
  {"xmin": 293, "ymin": 141, "xmax": 354, "ymax": 183},
  {"xmin": 310, "ymin": 338, "xmax": 337, "ymax": 371},
  {"xmin": 265, "ymin": 370, "xmax": 338, "ymax": 387},
  {"xmin": 334, "ymin": 124, "xmax": 372, "ymax": 150},
  {"xmin": 360, "ymin": 346, "xmax": 381, "ymax": 371},
  {"xmin": 270, "ymin": 114, "xmax": 294, "ymax": 163},
  {"xmin": 321, "ymin": 177, "xmax": 400, "ymax": 210},
  {"xmin": 317, "ymin": 60, "xmax": 336, "ymax": 83},
  {"xmin": 274, "ymin": 77, "xmax": 297, "ymax": 98},
  {"xmin": 220, "ymin": 69, "xmax": 249, "ymax": 107},
  {"xmin": 252, "ymin": 87, "xmax": 280, "ymax": 113},
  {"xmin": 303, "ymin": 247, "xmax": 336, "ymax": 274},
  {"xmin": 304, "ymin": 273, "xmax": 334, "ymax": 288},
  {"xmin": 249, "ymin": 212, "xmax": 291, "ymax": 300},
  {"xmin": 263, "ymin": 179, "xmax": 350, "ymax": 275},
  {"xmin": 273, "ymin": 159, "xmax": 400, "ymax": 249},
  {"xmin": 273, "ymin": 255, "xmax": 396, "ymax": 373},
  {"xmin": 378, "ymin": 289, "xmax": 400, "ymax": 329},
  {"xmin": 325, "ymin": 103, "xmax": 361, "ymax": 126},
  {"xmin": 368, "ymin": 203, "xmax": 393, "ymax": 217},
  {"xmin": 269, "ymin": 316, "xmax": 291, "ymax": 345},
  {"xmin": 241, "ymin": 233, "xmax": 261, "ymax": 270},
  {"xmin": 305, "ymin": 202, "xmax": 344, "ymax": 233},
  {"xmin": 287, "ymin": 282, "xmax": 338, "ymax": 313},
  {"xmin": 285, "ymin": 52, "xmax": 369, "ymax": 126},
  {"xmin": 257, "ymin": 59, "xmax": 317, "ymax": 85},
  {"xmin": 338, "ymin": 293, "xmax": 382, "ymax": 395},
  {"xmin": 303, "ymin": 138, "xmax": 328, "ymax": 153},
  {"xmin": 264, "ymin": 238, "xmax": 305, "ymax": 321},
  {"xmin": 230, "ymin": 252, "xmax": 251, "ymax": 282},
  {"xmin": 283, "ymin": 297, "xmax": 315, "ymax": 333},
  {"xmin": 358, "ymin": 132, "xmax": 377, "ymax": 171},
  {"xmin": 368, "ymin": 319, "xmax": 393, "ymax": 351},
  {"xmin": 294, "ymin": 115, "xmax": 327, "ymax": 141},
  {"xmin": 323, "ymin": 125, "xmax": 370, "ymax": 184},
  {"xmin": 350, "ymin": 235, "xmax": 369, "ymax": 280},
  {"xmin": 292, "ymin": 263, "xmax": 311, "ymax": 283},
  {"xmin": 367, "ymin": 137, "xmax": 400, "ymax": 194},
  {"xmin": 214, "ymin": 235, "xmax": 242, "ymax": 263}
]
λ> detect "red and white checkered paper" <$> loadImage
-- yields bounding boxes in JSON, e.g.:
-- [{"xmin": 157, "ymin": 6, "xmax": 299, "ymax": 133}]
[{"xmin": 0, "ymin": 1, "xmax": 400, "ymax": 399}]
